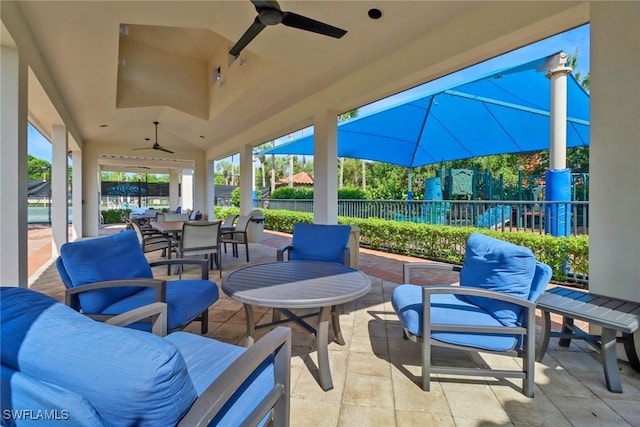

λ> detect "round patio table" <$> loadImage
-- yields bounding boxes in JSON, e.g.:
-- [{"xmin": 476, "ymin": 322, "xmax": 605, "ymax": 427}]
[{"xmin": 222, "ymin": 260, "xmax": 371, "ymax": 391}]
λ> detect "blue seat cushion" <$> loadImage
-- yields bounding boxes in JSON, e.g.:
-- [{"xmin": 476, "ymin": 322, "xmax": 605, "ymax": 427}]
[
  {"xmin": 290, "ymin": 223, "xmax": 351, "ymax": 264},
  {"xmin": 165, "ymin": 332, "xmax": 275, "ymax": 426},
  {"xmin": 1, "ymin": 365, "xmax": 104, "ymax": 426},
  {"xmin": 392, "ymin": 284, "xmax": 518, "ymax": 352},
  {"xmin": 459, "ymin": 233, "xmax": 536, "ymax": 327},
  {"xmin": 102, "ymin": 280, "xmax": 219, "ymax": 331},
  {"xmin": 58, "ymin": 231, "xmax": 153, "ymax": 313},
  {"xmin": 0, "ymin": 287, "xmax": 198, "ymax": 426}
]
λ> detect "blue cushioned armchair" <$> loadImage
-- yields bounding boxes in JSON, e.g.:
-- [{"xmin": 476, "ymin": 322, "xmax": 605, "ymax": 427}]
[
  {"xmin": 1, "ymin": 287, "xmax": 291, "ymax": 427},
  {"xmin": 56, "ymin": 230, "xmax": 219, "ymax": 334},
  {"xmin": 391, "ymin": 233, "xmax": 552, "ymax": 397},
  {"xmin": 277, "ymin": 223, "xmax": 352, "ymax": 266}
]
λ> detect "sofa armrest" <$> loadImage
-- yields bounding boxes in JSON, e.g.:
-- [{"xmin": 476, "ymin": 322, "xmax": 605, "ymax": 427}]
[
  {"xmin": 422, "ymin": 285, "xmax": 536, "ymax": 335},
  {"xmin": 403, "ymin": 262, "xmax": 462, "ymax": 284},
  {"xmin": 343, "ymin": 247, "xmax": 351, "ymax": 267},
  {"xmin": 65, "ymin": 279, "xmax": 166, "ymax": 312},
  {"xmin": 276, "ymin": 245, "xmax": 293, "ymax": 261},
  {"xmin": 178, "ymin": 326, "xmax": 292, "ymax": 427},
  {"xmin": 149, "ymin": 258, "xmax": 210, "ymax": 280},
  {"xmin": 105, "ymin": 302, "xmax": 168, "ymax": 337}
]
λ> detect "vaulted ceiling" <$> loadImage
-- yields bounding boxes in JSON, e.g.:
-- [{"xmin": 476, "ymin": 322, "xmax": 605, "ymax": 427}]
[{"xmin": 2, "ymin": 1, "xmax": 589, "ymax": 171}]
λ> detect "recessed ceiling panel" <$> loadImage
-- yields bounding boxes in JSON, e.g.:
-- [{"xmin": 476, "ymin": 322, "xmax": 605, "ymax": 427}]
[{"xmin": 116, "ymin": 24, "xmax": 225, "ymax": 119}]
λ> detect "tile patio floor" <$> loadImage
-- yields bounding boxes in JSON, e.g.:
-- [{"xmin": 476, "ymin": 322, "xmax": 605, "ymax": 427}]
[{"xmin": 26, "ymin": 225, "xmax": 640, "ymax": 426}]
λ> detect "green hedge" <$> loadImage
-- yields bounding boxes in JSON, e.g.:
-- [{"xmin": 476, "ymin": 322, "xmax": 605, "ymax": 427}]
[
  {"xmin": 101, "ymin": 209, "xmax": 131, "ymax": 224},
  {"xmin": 214, "ymin": 207, "xmax": 589, "ymax": 284}
]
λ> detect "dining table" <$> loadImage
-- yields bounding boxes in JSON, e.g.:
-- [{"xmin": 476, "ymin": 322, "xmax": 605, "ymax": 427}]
[
  {"xmin": 222, "ymin": 260, "xmax": 371, "ymax": 391},
  {"xmin": 150, "ymin": 219, "xmax": 234, "ymax": 235}
]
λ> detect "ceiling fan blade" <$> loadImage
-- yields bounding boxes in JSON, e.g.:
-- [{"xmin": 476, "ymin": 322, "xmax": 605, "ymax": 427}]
[
  {"xmin": 251, "ymin": 0, "xmax": 280, "ymax": 11},
  {"xmin": 132, "ymin": 147, "xmax": 153, "ymax": 151},
  {"xmin": 280, "ymin": 12, "xmax": 347, "ymax": 38},
  {"xmin": 158, "ymin": 147, "xmax": 174, "ymax": 154},
  {"xmin": 229, "ymin": 17, "xmax": 267, "ymax": 57}
]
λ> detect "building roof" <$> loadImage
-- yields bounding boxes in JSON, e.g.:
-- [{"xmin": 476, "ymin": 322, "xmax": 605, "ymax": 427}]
[{"xmin": 275, "ymin": 172, "xmax": 314, "ymax": 187}]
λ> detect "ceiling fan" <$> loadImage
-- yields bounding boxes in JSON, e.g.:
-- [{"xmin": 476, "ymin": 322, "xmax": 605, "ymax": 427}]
[
  {"xmin": 132, "ymin": 121, "xmax": 174, "ymax": 154},
  {"xmin": 229, "ymin": 0, "xmax": 347, "ymax": 58}
]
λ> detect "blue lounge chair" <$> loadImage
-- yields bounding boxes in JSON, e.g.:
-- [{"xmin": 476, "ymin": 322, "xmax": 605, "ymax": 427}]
[{"xmin": 392, "ymin": 233, "xmax": 552, "ymax": 397}]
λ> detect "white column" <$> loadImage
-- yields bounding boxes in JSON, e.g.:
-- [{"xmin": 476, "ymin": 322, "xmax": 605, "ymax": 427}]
[
  {"xmin": 181, "ymin": 169, "xmax": 194, "ymax": 211},
  {"xmin": 51, "ymin": 125, "xmax": 69, "ymax": 255},
  {"xmin": 81, "ymin": 143, "xmax": 100, "ymax": 237},
  {"xmin": 169, "ymin": 171, "xmax": 179, "ymax": 210},
  {"xmin": 207, "ymin": 159, "xmax": 216, "ymax": 220},
  {"xmin": 239, "ymin": 145, "xmax": 254, "ymax": 215},
  {"xmin": 590, "ymin": 2, "xmax": 640, "ymax": 303},
  {"xmin": 71, "ymin": 150, "xmax": 83, "ymax": 239},
  {"xmin": 546, "ymin": 52, "xmax": 572, "ymax": 170},
  {"xmin": 313, "ymin": 109, "xmax": 339, "ymax": 224},
  {"xmin": 0, "ymin": 46, "xmax": 28, "ymax": 287}
]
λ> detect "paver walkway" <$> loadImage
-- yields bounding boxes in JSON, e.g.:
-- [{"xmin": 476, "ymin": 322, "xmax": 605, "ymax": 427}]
[{"xmin": 26, "ymin": 225, "xmax": 640, "ymax": 426}]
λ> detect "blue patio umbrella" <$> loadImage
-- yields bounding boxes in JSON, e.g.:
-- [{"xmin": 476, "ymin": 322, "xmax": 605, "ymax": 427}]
[{"xmin": 261, "ymin": 53, "xmax": 590, "ymax": 167}]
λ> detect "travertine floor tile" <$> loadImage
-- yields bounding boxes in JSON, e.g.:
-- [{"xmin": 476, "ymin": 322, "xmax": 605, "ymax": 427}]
[
  {"xmin": 337, "ymin": 404, "xmax": 395, "ymax": 427},
  {"xmin": 551, "ymin": 396, "xmax": 632, "ymax": 426},
  {"xmin": 27, "ymin": 229, "xmax": 640, "ymax": 427}
]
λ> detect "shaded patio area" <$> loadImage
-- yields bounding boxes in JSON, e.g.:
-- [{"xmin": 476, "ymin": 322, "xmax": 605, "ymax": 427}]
[{"xmin": 27, "ymin": 227, "xmax": 640, "ymax": 426}]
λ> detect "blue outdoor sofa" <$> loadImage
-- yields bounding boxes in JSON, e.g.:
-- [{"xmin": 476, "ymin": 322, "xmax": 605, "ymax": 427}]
[{"xmin": 0, "ymin": 287, "xmax": 291, "ymax": 426}]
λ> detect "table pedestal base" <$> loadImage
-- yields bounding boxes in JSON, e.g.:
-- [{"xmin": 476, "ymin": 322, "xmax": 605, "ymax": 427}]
[{"xmin": 243, "ymin": 303, "xmax": 343, "ymax": 391}]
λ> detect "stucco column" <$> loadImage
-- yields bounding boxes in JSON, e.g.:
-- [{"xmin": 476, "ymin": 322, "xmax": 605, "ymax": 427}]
[
  {"xmin": 239, "ymin": 145, "xmax": 254, "ymax": 215},
  {"xmin": 590, "ymin": 3, "xmax": 640, "ymax": 303},
  {"xmin": 71, "ymin": 150, "xmax": 83, "ymax": 240},
  {"xmin": 546, "ymin": 52, "xmax": 571, "ymax": 170},
  {"xmin": 207, "ymin": 159, "xmax": 215, "ymax": 220},
  {"xmin": 51, "ymin": 125, "xmax": 69, "ymax": 255},
  {"xmin": 169, "ymin": 171, "xmax": 179, "ymax": 210},
  {"xmin": 81, "ymin": 142, "xmax": 100, "ymax": 237},
  {"xmin": 0, "ymin": 46, "xmax": 28, "ymax": 287},
  {"xmin": 181, "ymin": 169, "xmax": 194, "ymax": 211},
  {"xmin": 313, "ymin": 109, "xmax": 339, "ymax": 224}
]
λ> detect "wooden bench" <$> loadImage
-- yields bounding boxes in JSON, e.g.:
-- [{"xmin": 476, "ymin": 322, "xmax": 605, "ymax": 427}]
[{"xmin": 535, "ymin": 287, "xmax": 640, "ymax": 392}]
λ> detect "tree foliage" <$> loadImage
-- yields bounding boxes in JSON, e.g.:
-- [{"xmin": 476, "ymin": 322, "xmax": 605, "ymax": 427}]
[{"xmin": 27, "ymin": 155, "xmax": 50, "ymax": 180}]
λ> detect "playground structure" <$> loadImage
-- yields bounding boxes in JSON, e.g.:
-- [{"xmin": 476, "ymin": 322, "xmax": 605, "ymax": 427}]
[{"xmin": 396, "ymin": 167, "xmax": 589, "ymax": 233}]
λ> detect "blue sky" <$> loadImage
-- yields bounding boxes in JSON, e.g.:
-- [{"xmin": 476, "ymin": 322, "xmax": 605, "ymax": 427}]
[{"xmin": 29, "ymin": 24, "xmax": 589, "ymax": 164}]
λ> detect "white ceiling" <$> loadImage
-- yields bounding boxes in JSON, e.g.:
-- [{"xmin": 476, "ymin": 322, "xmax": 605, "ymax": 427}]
[{"xmin": 2, "ymin": 1, "xmax": 589, "ymax": 172}]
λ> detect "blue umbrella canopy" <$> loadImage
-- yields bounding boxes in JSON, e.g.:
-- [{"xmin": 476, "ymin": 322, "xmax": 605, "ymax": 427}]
[{"xmin": 262, "ymin": 54, "xmax": 590, "ymax": 168}]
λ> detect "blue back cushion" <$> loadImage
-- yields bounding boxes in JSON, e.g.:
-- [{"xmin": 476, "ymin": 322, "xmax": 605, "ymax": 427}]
[
  {"xmin": 460, "ymin": 233, "xmax": 536, "ymax": 326},
  {"xmin": 290, "ymin": 223, "xmax": 351, "ymax": 264},
  {"xmin": 58, "ymin": 231, "xmax": 153, "ymax": 313},
  {"xmin": 0, "ymin": 287, "xmax": 197, "ymax": 426}
]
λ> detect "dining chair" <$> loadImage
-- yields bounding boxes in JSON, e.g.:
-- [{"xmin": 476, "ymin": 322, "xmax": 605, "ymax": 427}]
[
  {"xmin": 165, "ymin": 213, "xmax": 191, "ymax": 222},
  {"xmin": 223, "ymin": 213, "xmax": 239, "ymax": 228},
  {"xmin": 221, "ymin": 215, "xmax": 251, "ymax": 262},
  {"xmin": 130, "ymin": 219, "xmax": 172, "ymax": 257},
  {"xmin": 175, "ymin": 221, "xmax": 223, "ymax": 277}
]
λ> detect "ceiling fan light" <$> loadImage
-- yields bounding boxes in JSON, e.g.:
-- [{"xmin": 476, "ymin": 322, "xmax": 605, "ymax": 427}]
[{"xmin": 258, "ymin": 9, "xmax": 282, "ymax": 26}]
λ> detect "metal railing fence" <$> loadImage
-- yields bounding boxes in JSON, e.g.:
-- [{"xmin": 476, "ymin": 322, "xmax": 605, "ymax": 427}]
[{"xmin": 261, "ymin": 199, "xmax": 589, "ymax": 236}]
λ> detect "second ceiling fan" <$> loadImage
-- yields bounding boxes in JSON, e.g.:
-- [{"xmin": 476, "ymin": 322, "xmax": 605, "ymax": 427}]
[
  {"xmin": 229, "ymin": 0, "xmax": 347, "ymax": 58},
  {"xmin": 133, "ymin": 121, "xmax": 174, "ymax": 154}
]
